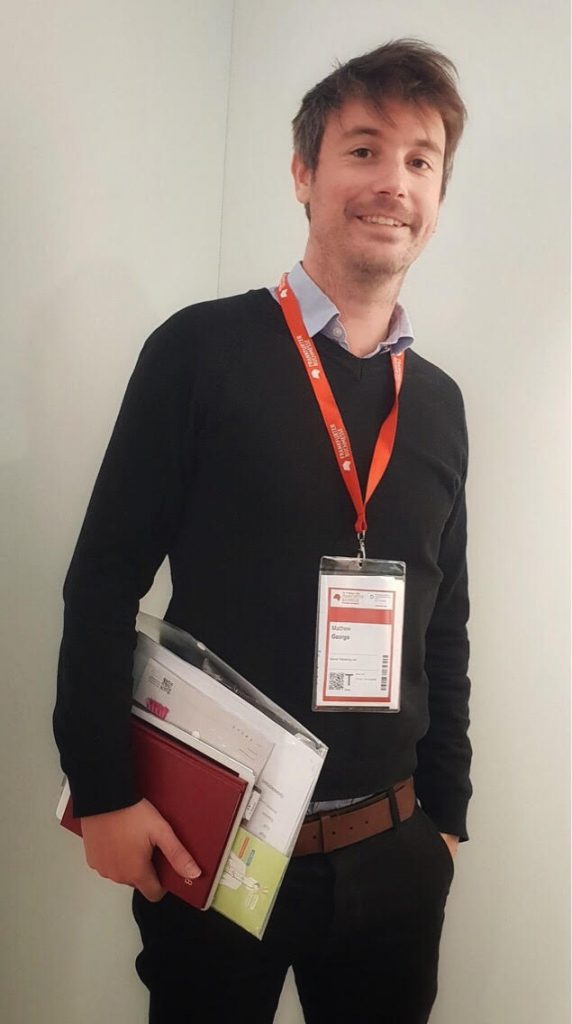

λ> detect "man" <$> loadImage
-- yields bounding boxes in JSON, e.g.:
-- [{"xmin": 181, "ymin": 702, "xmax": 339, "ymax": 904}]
[{"xmin": 55, "ymin": 38, "xmax": 471, "ymax": 1024}]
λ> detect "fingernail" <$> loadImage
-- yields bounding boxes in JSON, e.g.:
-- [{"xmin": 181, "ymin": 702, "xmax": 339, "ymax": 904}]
[{"xmin": 185, "ymin": 862, "xmax": 201, "ymax": 879}]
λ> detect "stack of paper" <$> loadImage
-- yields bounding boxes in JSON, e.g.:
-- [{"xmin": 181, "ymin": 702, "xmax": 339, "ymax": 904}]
[{"xmin": 131, "ymin": 614, "xmax": 328, "ymax": 938}]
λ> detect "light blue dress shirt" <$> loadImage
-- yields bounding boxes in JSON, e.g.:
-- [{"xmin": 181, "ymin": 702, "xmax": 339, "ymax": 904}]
[{"xmin": 270, "ymin": 260, "xmax": 415, "ymax": 357}]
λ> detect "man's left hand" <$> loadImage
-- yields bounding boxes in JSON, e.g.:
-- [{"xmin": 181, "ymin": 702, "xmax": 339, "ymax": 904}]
[{"xmin": 439, "ymin": 833, "xmax": 459, "ymax": 858}]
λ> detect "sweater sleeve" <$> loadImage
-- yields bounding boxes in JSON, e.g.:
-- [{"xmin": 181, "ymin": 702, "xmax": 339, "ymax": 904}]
[
  {"xmin": 53, "ymin": 314, "xmax": 197, "ymax": 817},
  {"xmin": 414, "ymin": 409, "xmax": 472, "ymax": 841}
]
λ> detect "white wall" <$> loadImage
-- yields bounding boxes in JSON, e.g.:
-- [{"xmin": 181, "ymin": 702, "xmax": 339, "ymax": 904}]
[
  {"xmin": 0, "ymin": 2, "xmax": 233, "ymax": 1022},
  {"xmin": 221, "ymin": 2, "xmax": 571, "ymax": 1023},
  {"xmin": 1, "ymin": 1, "xmax": 569, "ymax": 1023}
]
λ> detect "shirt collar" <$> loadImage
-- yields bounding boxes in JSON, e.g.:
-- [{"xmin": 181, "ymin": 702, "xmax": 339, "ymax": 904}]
[
  {"xmin": 275, "ymin": 261, "xmax": 415, "ymax": 356},
  {"xmin": 286, "ymin": 260, "xmax": 340, "ymax": 338}
]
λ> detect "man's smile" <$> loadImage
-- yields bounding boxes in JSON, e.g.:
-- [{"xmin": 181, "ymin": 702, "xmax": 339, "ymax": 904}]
[{"xmin": 356, "ymin": 215, "xmax": 409, "ymax": 228}]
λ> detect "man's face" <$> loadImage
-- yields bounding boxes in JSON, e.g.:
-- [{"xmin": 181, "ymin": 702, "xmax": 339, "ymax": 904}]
[{"xmin": 292, "ymin": 96, "xmax": 446, "ymax": 282}]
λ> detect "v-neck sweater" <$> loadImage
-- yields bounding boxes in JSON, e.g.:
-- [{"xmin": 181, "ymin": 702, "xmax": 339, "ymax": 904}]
[{"xmin": 54, "ymin": 288, "xmax": 472, "ymax": 839}]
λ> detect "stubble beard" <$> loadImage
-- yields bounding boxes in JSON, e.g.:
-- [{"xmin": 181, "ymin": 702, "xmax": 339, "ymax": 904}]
[
  {"xmin": 309, "ymin": 220, "xmax": 415, "ymax": 295},
  {"xmin": 344, "ymin": 245, "xmax": 412, "ymax": 291},
  {"xmin": 342, "ymin": 221, "xmax": 418, "ymax": 288}
]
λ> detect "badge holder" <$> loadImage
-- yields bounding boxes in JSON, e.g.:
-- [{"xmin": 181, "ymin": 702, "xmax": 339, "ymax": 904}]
[
  {"xmin": 277, "ymin": 273, "xmax": 406, "ymax": 714},
  {"xmin": 313, "ymin": 555, "xmax": 405, "ymax": 712}
]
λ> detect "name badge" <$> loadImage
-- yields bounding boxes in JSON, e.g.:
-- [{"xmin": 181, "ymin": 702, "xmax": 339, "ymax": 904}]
[{"xmin": 313, "ymin": 556, "xmax": 405, "ymax": 712}]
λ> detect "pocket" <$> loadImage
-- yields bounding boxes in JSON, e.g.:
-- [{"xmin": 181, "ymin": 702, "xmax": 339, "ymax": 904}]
[{"xmin": 418, "ymin": 807, "xmax": 456, "ymax": 879}]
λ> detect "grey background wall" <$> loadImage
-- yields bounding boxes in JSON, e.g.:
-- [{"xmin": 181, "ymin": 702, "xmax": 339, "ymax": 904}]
[
  {"xmin": 0, "ymin": 2, "xmax": 233, "ymax": 1021},
  {"xmin": 1, "ymin": 1, "xmax": 569, "ymax": 1022}
]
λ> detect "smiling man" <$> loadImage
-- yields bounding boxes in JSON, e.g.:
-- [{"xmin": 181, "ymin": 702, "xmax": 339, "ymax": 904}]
[{"xmin": 55, "ymin": 39, "xmax": 471, "ymax": 1024}]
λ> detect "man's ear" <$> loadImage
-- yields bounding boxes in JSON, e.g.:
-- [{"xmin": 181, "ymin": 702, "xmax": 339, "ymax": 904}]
[{"xmin": 291, "ymin": 152, "xmax": 313, "ymax": 205}]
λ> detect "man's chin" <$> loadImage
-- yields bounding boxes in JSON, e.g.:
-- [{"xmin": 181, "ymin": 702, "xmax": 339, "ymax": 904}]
[{"xmin": 348, "ymin": 254, "xmax": 408, "ymax": 281}]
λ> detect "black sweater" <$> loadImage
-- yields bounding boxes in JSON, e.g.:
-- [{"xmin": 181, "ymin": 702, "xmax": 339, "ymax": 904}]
[{"xmin": 54, "ymin": 288, "xmax": 472, "ymax": 839}]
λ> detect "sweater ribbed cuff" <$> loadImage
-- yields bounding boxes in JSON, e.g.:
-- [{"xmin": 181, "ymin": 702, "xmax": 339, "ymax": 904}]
[{"xmin": 67, "ymin": 761, "xmax": 141, "ymax": 819}]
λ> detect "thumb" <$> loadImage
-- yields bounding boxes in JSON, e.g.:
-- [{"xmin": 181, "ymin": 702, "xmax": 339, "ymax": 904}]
[{"xmin": 153, "ymin": 818, "xmax": 201, "ymax": 880}]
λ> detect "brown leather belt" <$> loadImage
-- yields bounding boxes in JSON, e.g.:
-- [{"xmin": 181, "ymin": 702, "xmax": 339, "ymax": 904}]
[{"xmin": 293, "ymin": 778, "xmax": 416, "ymax": 856}]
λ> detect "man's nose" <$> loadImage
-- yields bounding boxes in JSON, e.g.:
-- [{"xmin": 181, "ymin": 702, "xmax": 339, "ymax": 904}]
[{"xmin": 370, "ymin": 159, "xmax": 407, "ymax": 198}]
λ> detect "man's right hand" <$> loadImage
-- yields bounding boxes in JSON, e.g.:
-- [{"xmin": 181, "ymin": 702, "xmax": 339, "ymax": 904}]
[{"xmin": 81, "ymin": 798, "xmax": 201, "ymax": 902}]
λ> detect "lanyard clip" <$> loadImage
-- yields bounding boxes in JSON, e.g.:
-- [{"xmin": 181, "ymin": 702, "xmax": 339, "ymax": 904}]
[{"xmin": 356, "ymin": 531, "xmax": 367, "ymax": 565}]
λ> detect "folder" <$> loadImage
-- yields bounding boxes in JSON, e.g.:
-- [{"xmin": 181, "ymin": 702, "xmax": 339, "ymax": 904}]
[
  {"xmin": 58, "ymin": 613, "xmax": 328, "ymax": 937},
  {"xmin": 58, "ymin": 711, "xmax": 255, "ymax": 910},
  {"xmin": 129, "ymin": 614, "xmax": 328, "ymax": 938}
]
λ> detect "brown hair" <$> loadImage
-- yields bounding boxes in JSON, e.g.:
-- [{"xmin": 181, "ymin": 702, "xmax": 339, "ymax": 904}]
[{"xmin": 292, "ymin": 38, "xmax": 467, "ymax": 200}]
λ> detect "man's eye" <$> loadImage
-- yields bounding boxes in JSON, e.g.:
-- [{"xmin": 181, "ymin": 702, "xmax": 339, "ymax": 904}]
[
  {"xmin": 352, "ymin": 147, "xmax": 373, "ymax": 159},
  {"xmin": 410, "ymin": 158, "xmax": 431, "ymax": 170}
]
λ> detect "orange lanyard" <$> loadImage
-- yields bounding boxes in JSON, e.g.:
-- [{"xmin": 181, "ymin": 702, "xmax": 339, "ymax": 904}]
[{"xmin": 277, "ymin": 273, "xmax": 405, "ymax": 554}]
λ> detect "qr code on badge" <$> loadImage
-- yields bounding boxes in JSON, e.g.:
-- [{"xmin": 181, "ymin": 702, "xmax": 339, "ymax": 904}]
[{"xmin": 328, "ymin": 672, "xmax": 345, "ymax": 691}]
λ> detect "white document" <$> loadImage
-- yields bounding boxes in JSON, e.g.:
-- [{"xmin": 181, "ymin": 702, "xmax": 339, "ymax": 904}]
[
  {"xmin": 134, "ymin": 654, "xmax": 273, "ymax": 781},
  {"xmin": 245, "ymin": 732, "xmax": 324, "ymax": 851}
]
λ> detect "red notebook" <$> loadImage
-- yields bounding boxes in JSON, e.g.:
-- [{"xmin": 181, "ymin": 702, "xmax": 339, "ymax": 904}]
[{"xmin": 59, "ymin": 715, "xmax": 251, "ymax": 910}]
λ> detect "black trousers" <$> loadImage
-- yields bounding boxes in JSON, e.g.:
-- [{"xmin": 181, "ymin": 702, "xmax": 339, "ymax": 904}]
[{"xmin": 133, "ymin": 805, "xmax": 454, "ymax": 1024}]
